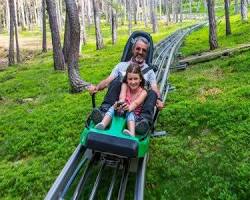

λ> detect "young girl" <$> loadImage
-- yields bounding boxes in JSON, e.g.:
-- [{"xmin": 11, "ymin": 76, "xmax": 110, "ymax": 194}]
[{"xmin": 95, "ymin": 63, "xmax": 147, "ymax": 136}]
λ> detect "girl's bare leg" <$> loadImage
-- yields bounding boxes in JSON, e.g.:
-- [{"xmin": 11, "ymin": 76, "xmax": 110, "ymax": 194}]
[
  {"xmin": 95, "ymin": 115, "xmax": 112, "ymax": 130},
  {"xmin": 127, "ymin": 120, "xmax": 135, "ymax": 136},
  {"xmin": 101, "ymin": 115, "xmax": 112, "ymax": 128}
]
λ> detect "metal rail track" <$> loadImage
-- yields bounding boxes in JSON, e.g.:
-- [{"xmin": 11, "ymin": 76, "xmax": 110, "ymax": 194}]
[{"xmin": 45, "ymin": 22, "xmax": 206, "ymax": 200}]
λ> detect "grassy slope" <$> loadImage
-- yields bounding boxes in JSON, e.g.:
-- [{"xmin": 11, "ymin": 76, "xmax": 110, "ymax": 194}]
[
  {"xmin": 181, "ymin": 13, "xmax": 250, "ymax": 56},
  {"xmin": 0, "ymin": 14, "xmax": 249, "ymax": 200},
  {"xmin": 146, "ymin": 14, "xmax": 249, "ymax": 199},
  {"xmin": 0, "ymin": 21, "xmax": 192, "ymax": 199}
]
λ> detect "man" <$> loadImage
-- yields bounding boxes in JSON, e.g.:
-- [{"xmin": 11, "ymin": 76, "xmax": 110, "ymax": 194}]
[{"xmin": 87, "ymin": 36, "xmax": 164, "ymax": 134}]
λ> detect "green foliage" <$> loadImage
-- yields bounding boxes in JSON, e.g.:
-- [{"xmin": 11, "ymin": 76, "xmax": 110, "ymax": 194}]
[
  {"xmin": 148, "ymin": 43, "xmax": 250, "ymax": 199},
  {"xmin": 0, "ymin": 21, "xmax": 192, "ymax": 199},
  {"xmin": 1, "ymin": 18, "xmax": 250, "ymax": 199}
]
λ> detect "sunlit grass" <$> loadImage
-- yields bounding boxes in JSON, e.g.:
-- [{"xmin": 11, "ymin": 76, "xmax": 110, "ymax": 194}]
[{"xmin": 0, "ymin": 14, "xmax": 250, "ymax": 199}]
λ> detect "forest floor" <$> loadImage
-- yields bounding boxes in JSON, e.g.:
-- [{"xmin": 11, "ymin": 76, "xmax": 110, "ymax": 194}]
[{"xmin": 0, "ymin": 34, "xmax": 51, "ymax": 70}]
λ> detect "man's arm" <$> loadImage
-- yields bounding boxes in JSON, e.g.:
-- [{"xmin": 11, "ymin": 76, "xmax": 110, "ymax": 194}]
[
  {"xmin": 151, "ymin": 83, "xmax": 164, "ymax": 110},
  {"xmin": 87, "ymin": 75, "xmax": 115, "ymax": 94},
  {"xmin": 96, "ymin": 75, "xmax": 115, "ymax": 91}
]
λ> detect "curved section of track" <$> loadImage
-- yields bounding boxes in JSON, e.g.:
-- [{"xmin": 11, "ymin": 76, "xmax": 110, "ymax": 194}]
[{"xmin": 45, "ymin": 22, "xmax": 207, "ymax": 200}]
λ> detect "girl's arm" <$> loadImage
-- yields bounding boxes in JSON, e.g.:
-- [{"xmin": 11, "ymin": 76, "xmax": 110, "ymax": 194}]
[
  {"xmin": 128, "ymin": 89, "xmax": 147, "ymax": 112},
  {"xmin": 119, "ymin": 83, "xmax": 127, "ymax": 102}
]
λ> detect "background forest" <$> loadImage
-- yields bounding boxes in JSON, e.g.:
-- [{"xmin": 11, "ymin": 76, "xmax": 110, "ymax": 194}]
[{"xmin": 0, "ymin": 0, "xmax": 249, "ymax": 199}]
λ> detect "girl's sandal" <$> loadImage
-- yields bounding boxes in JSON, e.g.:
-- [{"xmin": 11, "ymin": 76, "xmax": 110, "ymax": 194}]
[
  {"xmin": 123, "ymin": 129, "xmax": 132, "ymax": 136},
  {"xmin": 95, "ymin": 123, "xmax": 105, "ymax": 130}
]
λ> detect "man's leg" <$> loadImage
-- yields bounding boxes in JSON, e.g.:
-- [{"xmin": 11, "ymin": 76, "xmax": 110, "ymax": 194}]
[
  {"xmin": 100, "ymin": 77, "xmax": 122, "ymax": 112},
  {"xmin": 135, "ymin": 90, "xmax": 157, "ymax": 134},
  {"xmin": 91, "ymin": 77, "xmax": 122, "ymax": 124}
]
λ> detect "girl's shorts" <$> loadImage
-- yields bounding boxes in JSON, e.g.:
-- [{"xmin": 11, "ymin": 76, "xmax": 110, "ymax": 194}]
[{"xmin": 106, "ymin": 106, "xmax": 137, "ymax": 122}]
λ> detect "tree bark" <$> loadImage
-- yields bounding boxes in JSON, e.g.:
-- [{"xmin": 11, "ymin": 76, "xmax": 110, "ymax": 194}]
[
  {"xmin": 127, "ymin": 0, "xmax": 132, "ymax": 35},
  {"xmin": 64, "ymin": 0, "xmax": 89, "ymax": 93},
  {"xmin": 234, "ymin": 0, "xmax": 239, "ymax": 14},
  {"xmin": 142, "ymin": 0, "xmax": 148, "ymax": 27},
  {"xmin": 46, "ymin": 0, "xmax": 65, "ymax": 70},
  {"xmin": 240, "ymin": 0, "xmax": 248, "ymax": 21},
  {"xmin": 13, "ymin": 0, "xmax": 20, "ymax": 63},
  {"xmin": 92, "ymin": 0, "xmax": 104, "ymax": 49},
  {"xmin": 207, "ymin": 0, "xmax": 218, "ymax": 50},
  {"xmin": 42, "ymin": 0, "xmax": 47, "ymax": 52},
  {"xmin": 63, "ymin": 12, "xmax": 71, "ymax": 63},
  {"xmin": 224, "ymin": 0, "xmax": 231, "ymax": 35},
  {"xmin": 87, "ymin": 0, "xmax": 92, "ymax": 26},
  {"xmin": 172, "ymin": 0, "xmax": 176, "ymax": 23},
  {"xmin": 111, "ymin": 0, "xmax": 117, "ymax": 44},
  {"xmin": 133, "ymin": 0, "xmax": 138, "ymax": 24},
  {"xmin": 80, "ymin": 0, "xmax": 87, "ymax": 45},
  {"xmin": 6, "ymin": 0, "xmax": 10, "ymax": 31},
  {"xmin": 150, "ymin": 0, "xmax": 158, "ymax": 33},
  {"xmin": 8, "ymin": 0, "xmax": 15, "ymax": 65},
  {"xmin": 180, "ymin": 0, "xmax": 183, "ymax": 22}
]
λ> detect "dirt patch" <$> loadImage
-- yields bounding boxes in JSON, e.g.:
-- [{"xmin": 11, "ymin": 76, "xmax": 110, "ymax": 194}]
[
  {"xmin": 0, "ymin": 34, "xmax": 51, "ymax": 70},
  {"xmin": 198, "ymin": 87, "xmax": 223, "ymax": 103},
  {"xmin": 0, "ymin": 47, "xmax": 8, "ymax": 70}
]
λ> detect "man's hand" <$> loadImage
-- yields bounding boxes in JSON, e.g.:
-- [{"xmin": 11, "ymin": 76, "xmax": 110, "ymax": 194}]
[
  {"xmin": 87, "ymin": 84, "xmax": 98, "ymax": 95},
  {"xmin": 156, "ymin": 99, "xmax": 164, "ymax": 110}
]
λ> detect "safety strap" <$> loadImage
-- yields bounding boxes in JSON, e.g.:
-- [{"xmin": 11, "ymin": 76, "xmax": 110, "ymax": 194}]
[{"xmin": 141, "ymin": 65, "xmax": 153, "ymax": 75}]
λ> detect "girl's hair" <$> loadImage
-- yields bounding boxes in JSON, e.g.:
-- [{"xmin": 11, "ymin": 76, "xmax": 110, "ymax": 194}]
[{"xmin": 123, "ymin": 63, "xmax": 145, "ymax": 87}]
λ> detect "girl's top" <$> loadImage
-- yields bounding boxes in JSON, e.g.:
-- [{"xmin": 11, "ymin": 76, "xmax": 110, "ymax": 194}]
[{"xmin": 125, "ymin": 87, "xmax": 143, "ymax": 116}]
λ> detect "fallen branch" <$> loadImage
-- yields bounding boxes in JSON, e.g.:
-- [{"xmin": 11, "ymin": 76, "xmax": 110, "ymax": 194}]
[{"xmin": 179, "ymin": 43, "xmax": 250, "ymax": 65}]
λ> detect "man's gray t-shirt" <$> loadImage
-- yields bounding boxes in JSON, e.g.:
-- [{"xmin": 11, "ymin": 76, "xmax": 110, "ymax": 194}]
[{"xmin": 110, "ymin": 62, "xmax": 157, "ymax": 86}]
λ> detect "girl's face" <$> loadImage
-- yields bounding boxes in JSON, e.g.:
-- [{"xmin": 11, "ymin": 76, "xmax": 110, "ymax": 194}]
[{"xmin": 127, "ymin": 72, "xmax": 142, "ymax": 91}]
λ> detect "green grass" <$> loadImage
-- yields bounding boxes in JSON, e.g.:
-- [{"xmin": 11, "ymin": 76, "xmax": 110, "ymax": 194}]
[
  {"xmin": 148, "ymin": 51, "xmax": 250, "ymax": 199},
  {"xmin": 0, "ymin": 16, "xmax": 250, "ymax": 199},
  {"xmin": 0, "ymin": 21, "xmax": 194, "ymax": 199},
  {"xmin": 181, "ymin": 13, "xmax": 250, "ymax": 56}
]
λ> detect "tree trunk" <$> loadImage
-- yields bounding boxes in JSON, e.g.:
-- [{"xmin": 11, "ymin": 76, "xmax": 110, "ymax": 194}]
[
  {"xmin": 42, "ymin": 0, "xmax": 47, "ymax": 52},
  {"xmin": 92, "ymin": 0, "xmax": 104, "ymax": 49},
  {"xmin": 172, "ymin": 0, "xmax": 176, "ymax": 22},
  {"xmin": 179, "ymin": 0, "xmax": 183, "ymax": 22},
  {"xmin": 111, "ymin": 0, "xmax": 117, "ymax": 44},
  {"xmin": 189, "ymin": 0, "xmax": 193, "ymax": 14},
  {"xmin": 6, "ymin": 0, "xmax": 10, "ymax": 31},
  {"xmin": 64, "ymin": 0, "xmax": 89, "ymax": 93},
  {"xmin": 13, "ymin": 0, "xmax": 20, "ymax": 63},
  {"xmin": 19, "ymin": 0, "xmax": 26, "ymax": 29},
  {"xmin": 207, "ymin": 0, "xmax": 218, "ymax": 50},
  {"xmin": 234, "ymin": 0, "xmax": 239, "ymax": 14},
  {"xmin": 224, "ymin": 0, "xmax": 231, "ymax": 35},
  {"xmin": 63, "ymin": 13, "xmax": 71, "ymax": 63},
  {"xmin": 87, "ymin": 0, "xmax": 92, "ymax": 26},
  {"xmin": 142, "ymin": 0, "xmax": 148, "ymax": 27},
  {"xmin": 56, "ymin": 0, "xmax": 62, "ymax": 31},
  {"xmin": 133, "ymin": 0, "xmax": 138, "ymax": 24},
  {"xmin": 159, "ymin": 0, "xmax": 162, "ymax": 19},
  {"xmin": 8, "ymin": 0, "xmax": 15, "ymax": 65},
  {"xmin": 240, "ymin": 0, "xmax": 248, "ymax": 21},
  {"xmin": 46, "ymin": 0, "xmax": 65, "ymax": 70},
  {"xmin": 150, "ymin": 0, "xmax": 158, "ymax": 33},
  {"xmin": 127, "ymin": 0, "xmax": 132, "ymax": 35},
  {"xmin": 80, "ymin": 0, "xmax": 87, "ymax": 45}
]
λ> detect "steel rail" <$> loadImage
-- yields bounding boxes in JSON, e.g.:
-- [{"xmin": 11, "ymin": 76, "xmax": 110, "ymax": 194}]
[
  {"xmin": 134, "ymin": 154, "xmax": 148, "ymax": 200},
  {"xmin": 59, "ymin": 156, "xmax": 88, "ymax": 199},
  {"xmin": 117, "ymin": 159, "xmax": 131, "ymax": 200},
  {"xmin": 88, "ymin": 160, "xmax": 106, "ymax": 200},
  {"xmin": 72, "ymin": 154, "xmax": 97, "ymax": 200},
  {"xmin": 45, "ymin": 145, "xmax": 88, "ymax": 200},
  {"xmin": 106, "ymin": 161, "xmax": 120, "ymax": 200}
]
